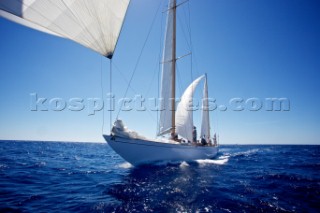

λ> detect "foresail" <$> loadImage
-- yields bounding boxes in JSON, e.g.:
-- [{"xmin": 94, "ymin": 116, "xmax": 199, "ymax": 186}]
[
  {"xmin": 176, "ymin": 75, "xmax": 205, "ymax": 142},
  {"xmin": 0, "ymin": 0, "xmax": 130, "ymax": 58},
  {"xmin": 200, "ymin": 75, "xmax": 211, "ymax": 143},
  {"xmin": 158, "ymin": 0, "xmax": 175, "ymax": 136}
]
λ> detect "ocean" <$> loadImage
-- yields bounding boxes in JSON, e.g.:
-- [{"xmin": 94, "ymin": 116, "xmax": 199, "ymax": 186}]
[{"xmin": 0, "ymin": 141, "xmax": 319, "ymax": 212}]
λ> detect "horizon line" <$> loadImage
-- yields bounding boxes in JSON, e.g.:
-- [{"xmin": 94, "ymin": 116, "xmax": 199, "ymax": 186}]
[{"xmin": 0, "ymin": 139, "xmax": 319, "ymax": 146}]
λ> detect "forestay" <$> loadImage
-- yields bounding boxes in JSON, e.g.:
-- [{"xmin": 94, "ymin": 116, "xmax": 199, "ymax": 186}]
[{"xmin": 0, "ymin": 0, "xmax": 130, "ymax": 58}]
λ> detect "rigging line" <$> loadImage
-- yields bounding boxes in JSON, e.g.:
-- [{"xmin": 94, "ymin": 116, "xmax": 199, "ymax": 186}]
[
  {"xmin": 180, "ymin": 4, "xmax": 193, "ymax": 84},
  {"xmin": 118, "ymin": 65, "xmax": 159, "ymax": 124},
  {"xmin": 112, "ymin": 62, "xmax": 139, "ymax": 94},
  {"xmin": 186, "ymin": 2, "xmax": 194, "ymax": 140},
  {"xmin": 186, "ymin": 1, "xmax": 200, "ymax": 80},
  {"xmin": 214, "ymin": 99, "xmax": 220, "ymax": 138},
  {"xmin": 176, "ymin": 63, "xmax": 183, "ymax": 99},
  {"xmin": 135, "ymin": 61, "xmax": 160, "ymax": 123},
  {"xmin": 177, "ymin": 13, "xmax": 191, "ymax": 50},
  {"xmin": 144, "ymin": 59, "xmax": 160, "ymax": 98},
  {"xmin": 116, "ymin": 0, "xmax": 163, "ymax": 120},
  {"xmin": 144, "ymin": 106, "xmax": 159, "ymax": 126},
  {"xmin": 100, "ymin": 56, "xmax": 105, "ymax": 135},
  {"xmin": 157, "ymin": 57, "xmax": 161, "ymax": 136},
  {"xmin": 186, "ymin": 1, "xmax": 194, "ymax": 83},
  {"xmin": 176, "ymin": 2, "xmax": 195, "ymax": 140},
  {"xmin": 110, "ymin": 59, "xmax": 113, "ymax": 131}
]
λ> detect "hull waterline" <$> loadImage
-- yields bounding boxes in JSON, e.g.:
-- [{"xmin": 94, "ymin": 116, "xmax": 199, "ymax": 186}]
[{"xmin": 103, "ymin": 135, "xmax": 219, "ymax": 166}]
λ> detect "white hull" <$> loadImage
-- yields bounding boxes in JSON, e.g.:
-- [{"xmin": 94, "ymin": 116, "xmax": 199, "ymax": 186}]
[{"xmin": 103, "ymin": 135, "xmax": 219, "ymax": 166}]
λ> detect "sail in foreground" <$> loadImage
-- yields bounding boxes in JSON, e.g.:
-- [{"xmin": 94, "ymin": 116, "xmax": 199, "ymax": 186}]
[{"xmin": 0, "ymin": 0, "xmax": 130, "ymax": 58}]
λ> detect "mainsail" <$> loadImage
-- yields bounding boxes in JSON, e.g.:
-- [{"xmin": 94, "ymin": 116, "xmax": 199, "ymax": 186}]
[
  {"xmin": 0, "ymin": 0, "xmax": 130, "ymax": 58},
  {"xmin": 175, "ymin": 75, "xmax": 205, "ymax": 142},
  {"xmin": 158, "ymin": 0, "xmax": 176, "ymax": 135},
  {"xmin": 200, "ymin": 74, "xmax": 211, "ymax": 143}
]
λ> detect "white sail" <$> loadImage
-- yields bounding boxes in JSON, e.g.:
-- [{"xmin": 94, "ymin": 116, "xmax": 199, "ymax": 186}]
[
  {"xmin": 201, "ymin": 74, "xmax": 211, "ymax": 143},
  {"xmin": 0, "ymin": 0, "xmax": 130, "ymax": 58},
  {"xmin": 159, "ymin": 0, "xmax": 175, "ymax": 135},
  {"xmin": 175, "ymin": 75, "xmax": 205, "ymax": 142}
]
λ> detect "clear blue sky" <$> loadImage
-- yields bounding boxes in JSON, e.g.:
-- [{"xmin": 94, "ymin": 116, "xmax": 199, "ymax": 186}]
[{"xmin": 0, "ymin": 0, "xmax": 319, "ymax": 144}]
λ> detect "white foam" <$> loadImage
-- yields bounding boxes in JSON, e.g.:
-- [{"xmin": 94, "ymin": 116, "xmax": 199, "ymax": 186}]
[
  {"xmin": 117, "ymin": 162, "xmax": 133, "ymax": 169},
  {"xmin": 0, "ymin": 164, "xmax": 7, "ymax": 169},
  {"xmin": 218, "ymin": 155, "xmax": 230, "ymax": 160},
  {"xmin": 195, "ymin": 157, "xmax": 229, "ymax": 166},
  {"xmin": 179, "ymin": 161, "xmax": 189, "ymax": 168},
  {"xmin": 233, "ymin": 149, "xmax": 259, "ymax": 157}
]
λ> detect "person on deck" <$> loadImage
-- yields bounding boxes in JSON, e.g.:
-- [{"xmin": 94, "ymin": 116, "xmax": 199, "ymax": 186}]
[
  {"xmin": 213, "ymin": 133, "xmax": 218, "ymax": 146},
  {"xmin": 192, "ymin": 126, "xmax": 197, "ymax": 143},
  {"xmin": 201, "ymin": 135, "xmax": 207, "ymax": 146},
  {"xmin": 171, "ymin": 132, "xmax": 181, "ymax": 142}
]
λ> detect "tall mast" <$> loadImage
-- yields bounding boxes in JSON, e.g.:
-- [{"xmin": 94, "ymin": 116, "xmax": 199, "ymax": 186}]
[{"xmin": 171, "ymin": 0, "xmax": 177, "ymax": 138}]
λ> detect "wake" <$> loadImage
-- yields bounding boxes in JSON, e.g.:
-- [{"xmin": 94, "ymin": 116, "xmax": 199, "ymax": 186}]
[{"xmin": 195, "ymin": 155, "xmax": 230, "ymax": 166}]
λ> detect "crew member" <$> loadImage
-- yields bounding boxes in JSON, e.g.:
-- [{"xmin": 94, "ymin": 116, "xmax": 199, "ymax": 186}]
[{"xmin": 192, "ymin": 126, "xmax": 197, "ymax": 143}]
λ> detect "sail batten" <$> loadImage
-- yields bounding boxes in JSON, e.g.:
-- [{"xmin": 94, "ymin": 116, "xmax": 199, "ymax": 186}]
[
  {"xmin": 175, "ymin": 75, "xmax": 205, "ymax": 142},
  {"xmin": 0, "ymin": 0, "xmax": 130, "ymax": 58}
]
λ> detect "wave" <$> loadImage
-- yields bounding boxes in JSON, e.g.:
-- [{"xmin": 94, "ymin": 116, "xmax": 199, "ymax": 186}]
[
  {"xmin": 195, "ymin": 155, "xmax": 230, "ymax": 166},
  {"xmin": 231, "ymin": 149, "xmax": 260, "ymax": 157},
  {"xmin": 0, "ymin": 164, "xmax": 8, "ymax": 169},
  {"xmin": 117, "ymin": 162, "xmax": 133, "ymax": 169},
  {"xmin": 179, "ymin": 161, "xmax": 189, "ymax": 168}
]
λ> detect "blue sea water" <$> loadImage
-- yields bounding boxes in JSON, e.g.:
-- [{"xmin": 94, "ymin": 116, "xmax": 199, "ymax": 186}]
[{"xmin": 0, "ymin": 141, "xmax": 319, "ymax": 212}]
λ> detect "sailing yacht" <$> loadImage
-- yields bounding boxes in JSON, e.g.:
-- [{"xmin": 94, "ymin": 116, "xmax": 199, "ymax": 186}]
[
  {"xmin": 104, "ymin": 73, "xmax": 219, "ymax": 165},
  {"xmin": 104, "ymin": 0, "xmax": 219, "ymax": 165},
  {"xmin": 0, "ymin": 0, "xmax": 219, "ymax": 166}
]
